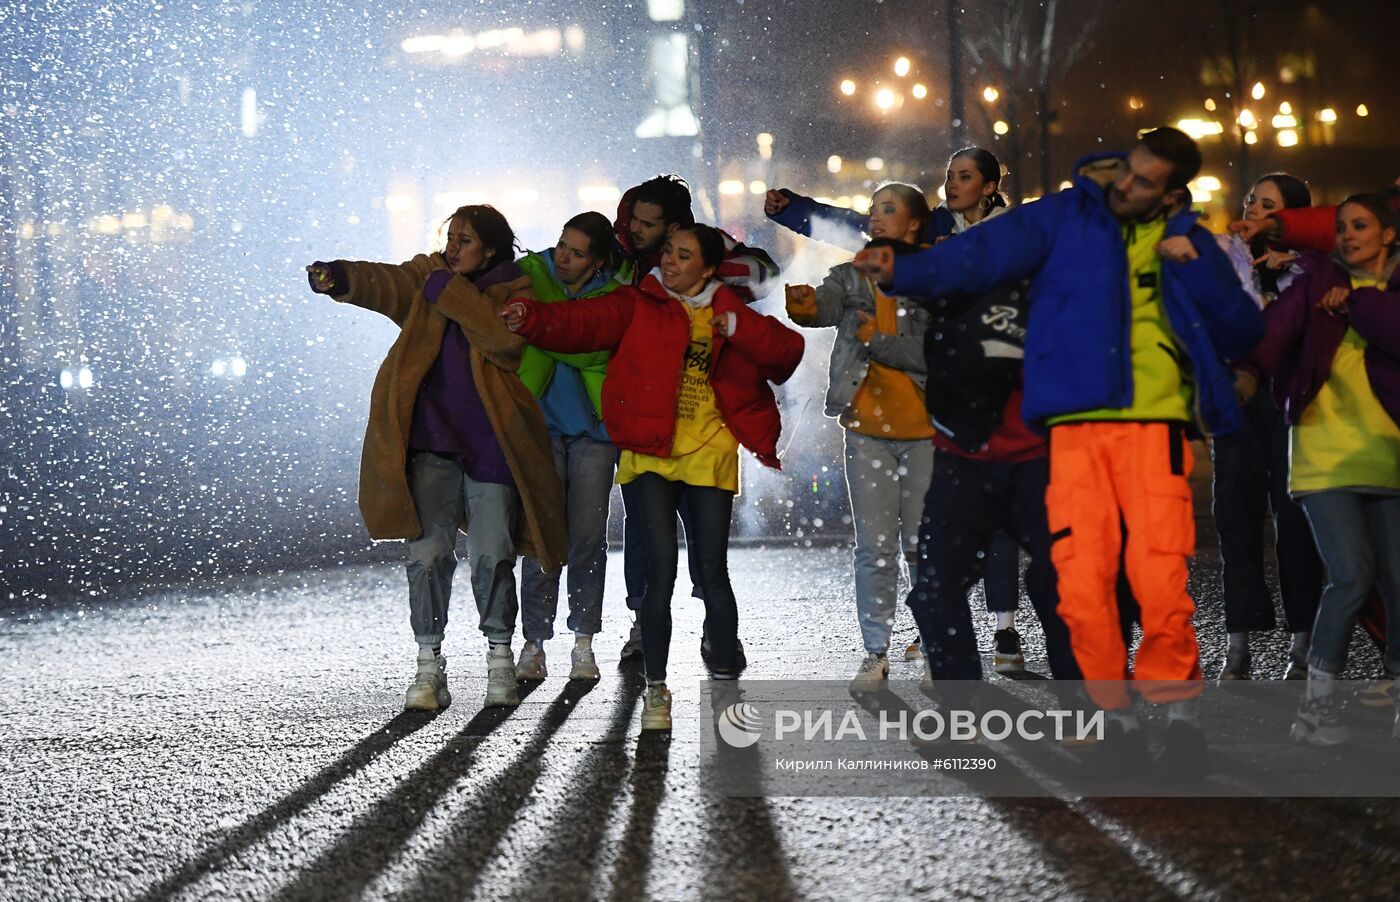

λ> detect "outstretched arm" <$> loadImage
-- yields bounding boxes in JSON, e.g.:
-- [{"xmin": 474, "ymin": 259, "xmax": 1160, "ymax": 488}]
[
  {"xmin": 314, "ymin": 254, "xmax": 438, "ymax": 327},
  {"xmin": 505, "ymin": 291, "xmax": 636, "ymax": 354},
  {"xmin": 855, "ymin": 198, "xmax": 1057, "ymax": 300},
  {"xmin": 765, "ymin": 188, "xmax": 869, "ymax": 252}
]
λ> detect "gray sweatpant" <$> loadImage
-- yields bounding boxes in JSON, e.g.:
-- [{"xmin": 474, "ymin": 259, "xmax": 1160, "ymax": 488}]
[{"xmin": 405, "ymin": 451, "xmax": 520, "ymax": 647}]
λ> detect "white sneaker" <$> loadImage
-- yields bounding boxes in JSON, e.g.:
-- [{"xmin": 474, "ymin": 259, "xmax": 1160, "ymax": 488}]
[
  {"xmin": 641, "ymin": 682, "xmax": 672, "ymax": 730},
  {"xmin": 570, "ymin": 641, "xmax": 600, "ymax": 681},
  {"xmin": 516, "ymin": 640, "xmax": 547, "ymax": 681},
  {"xmin": 849, "ymin": 653, "xmax": 890, "ymax": 693},
  {"xmin": 404, "ymin": 648, "xmax": 451, "ymax": 711},
  {"xmin": 486, "ymin": 645, "xmax": 520, "ymax": 707}
]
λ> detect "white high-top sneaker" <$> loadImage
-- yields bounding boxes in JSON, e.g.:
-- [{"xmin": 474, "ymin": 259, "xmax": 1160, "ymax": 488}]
[
  {"xmin": 405, "ymin": 648, "xmax": 451, "ymax": 711},
  {"xmin": 641, "ymin": 682, "xmax": 672, "ymax": 731},
  {"xmin": 486, "ymin": 645, "xmax": 520, "ymax": 707}
]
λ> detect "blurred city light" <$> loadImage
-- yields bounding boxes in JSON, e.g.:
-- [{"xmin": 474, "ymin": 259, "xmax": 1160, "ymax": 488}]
[
  {"xmin": 893, "ymin": 57, "xmax": 911, "ymax": 77},
  {"xmin": 1277, "ymin": 129, "xmax": 1299, "ymax": 147},
  {"xmin": 993, "ymin": 120, "xmax": 1010, "ymax": 135},
  {"xmin": 874, "ymin": 88, "xmax": 897, "ymax": 111},
  {"xmin": 1251, "ymin": 81, "xmax": 1266, "ymax": 100},
  {"xmin": 982, "ymin": 86, "xmax": 999, "ymax": 103},
  {"xmin": 1176, "ymin": 118, "xmax": 1224, "ymax": 140},
  {"xmin": 826, "ymin": 154, "xmax": 842, "ymax": 174},
  {"xmin": 647, "ymin": 0, "xmax": 684, "ymax": 22},
  {"xmin": 912, "ymin": 83, "xmax": 927, "ymax": 99},
  {"xmin": 839, "ymin": 79, "xmax": 856, "ymax": 96}
]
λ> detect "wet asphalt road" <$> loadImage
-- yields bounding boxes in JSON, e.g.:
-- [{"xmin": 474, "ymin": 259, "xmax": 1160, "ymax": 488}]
[{"xmin": 2, "ymin": 544, "xmax": 1398, "ymax": 902}]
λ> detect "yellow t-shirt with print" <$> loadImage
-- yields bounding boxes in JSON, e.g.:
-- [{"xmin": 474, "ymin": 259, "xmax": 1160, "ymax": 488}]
[
  {"xmin": 840, "ymin": 283, "xmax": 936, "ymax": 440},
  {"xmin": 616, "ymin": 303, "xmax": 741, "ymax": 492},
  {"xmin": 1290, "ymin": 275, "xmax": 1400, "ymax": 496},
  {"xmin": 1051, "ymin": 217, "xmax": 1195, "ymax": 425}
]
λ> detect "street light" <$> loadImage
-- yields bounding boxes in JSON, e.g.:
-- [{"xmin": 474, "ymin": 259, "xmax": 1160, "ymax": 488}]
[
  {"xmin": 874, "ymin": 88, "xmax": 897, "ymax": 111},
  {"xmin": 982, "ymin": 86, "xmax": 999, "ymax": 103},
  {"xmin": 1356, "ymin": 103, "xmax": 1369, "ymax": 117},
  {"xmin": 840, "ymin": 79, "xmax": 856, "ymax": 96},
  {"xmin": 912, "ymin": 83, "xmax": 928, "ymax": 100},
  {"xmin": 1317, "ymin": 107, "xmax": 1338, "ymax": 123},
  {"xmin": 894, "ymin": 56, "xmax": 911, "ymax": 77},
  {"xmin": 827, "ymin": 154, "xmax": 842, "ymax": 174},
  {"xmin": 1128, "ymin": 96, "xmax": 1144, "ymax": 111},
  {"xmin": 1277, "ymin": 129, "xmax": 1299, "ymax": 147},
  {"xmin": 1251, "ymin": 81, "xmax": 1266, "ymax": 100},
  {"xmin": 993, "ymin": 120, "xmax": 1009, "ymax": 135}
]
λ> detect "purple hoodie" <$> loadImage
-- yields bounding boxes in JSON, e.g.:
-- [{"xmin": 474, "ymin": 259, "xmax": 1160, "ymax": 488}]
[{"xmin": 1246, "ymin": 251, "xmax": 1400, "ymax": 428}]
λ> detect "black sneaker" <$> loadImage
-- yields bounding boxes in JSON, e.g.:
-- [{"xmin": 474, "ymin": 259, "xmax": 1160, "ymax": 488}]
[
  {"xmin": 1218, "ymin": 645, "xmax": 1251, "ymax": 683},
  {"xmin": 619, "ymin": 621, "xmax": 644, "ymax": 662},
  {"xmin": 701, "ymin": 629, "xmax": 746, "ymax": 671},
  {"xmin": 1153, "ymin": 720, "xmax": 1210, "ymax": 779},
  {"xmin": 992, "ymin": 628, "xmax": 1026, "ymax": 675},
  {"xmin": 1084, "ymin": 721, "xmax": 1150, "ymax": 780}
]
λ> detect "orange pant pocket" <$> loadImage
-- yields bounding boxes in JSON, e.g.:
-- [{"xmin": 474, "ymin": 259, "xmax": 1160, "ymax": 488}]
[{"xmin": 1145, "ymin": 479, "xmax": 1195, "ymax": 555}]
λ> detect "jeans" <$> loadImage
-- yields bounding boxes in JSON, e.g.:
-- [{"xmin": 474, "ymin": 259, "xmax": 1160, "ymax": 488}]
[
  {"xmin": 621, "ymin": 473, "xmax": 738, "ymax": 681},
  {"xmin": 1211, "ymin": 390, "xmax": 1323, "ymax": 633},
  {"xmin": 906, "ymin": 453, "xmax": 1081, "ymax": 681},
  {"xmin": 1299, "ymin": 490, "xmax": 1400, "ymax": 675},
  {"xmin": 983, "ymin": 531, "xmax": 1022, "ymax": 614},
  {"xmin": 405, "ymin": 451, "xmax": 520, "ymax": 647},
  {"xmin": 624, "ymin": 493, "xmax": 703, "ymax": 611},
  {"xmin": 844, "ymin": 432, "xmax": 936, "ymax": 654},
  {"xmin": 520, "ymin": 435, "xmax": 617, "ymax": 641}
]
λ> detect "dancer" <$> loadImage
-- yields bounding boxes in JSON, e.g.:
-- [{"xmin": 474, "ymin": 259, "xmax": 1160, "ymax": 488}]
[
  {"xmin": 1244, "ymin": 194, "xmax": 1400, "ymax": 745},
  {"xmin": 855, "ymin": 128, "xmax": 1263, "ymax": 775},
  {"xmin": 1164, "ymin": 174, "xmax": 1322, "ymax": 681},
  {"xmin": 504, "ymin": 224, "xmax": 803, "ymax": 731},
  {"xmin": 783, "ymin": 182, "xmax": 938, "ymax": 690},
  {"xmin": 306, "ymin": 205, "xmax": 565, "ymax": 710},
  {"xmin": 612, "ymin": 175, "xmax": 781, "ymax": 664},
  {"xmin": 768, "ymin": 149, "xmax": 1026, "ymax": 668},
  {"xmin": 513, "ymin": 212, "xmax": 627, "ymax": 683}
]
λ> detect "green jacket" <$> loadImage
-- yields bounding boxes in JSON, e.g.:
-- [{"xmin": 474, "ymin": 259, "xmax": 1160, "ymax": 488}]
[{"xmin": 515, "ymin": 252, "xmax": 624, "ymax": 417}]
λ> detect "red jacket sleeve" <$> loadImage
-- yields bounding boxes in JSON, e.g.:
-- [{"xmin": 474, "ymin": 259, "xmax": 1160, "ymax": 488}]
[
  {"xmin": 515, "ymin": 290, "xmax": 637, "ymax": 354},
  {"xmin": 1273, "ymin": 207, "xmax": 1336, "ymax": 255},
  {"xmin": 725, "ymin": 304, "xmax": 805, "ymax": 385}
]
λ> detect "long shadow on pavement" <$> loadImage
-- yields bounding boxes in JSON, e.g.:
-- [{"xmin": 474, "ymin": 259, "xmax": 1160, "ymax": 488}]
[
  {"xmin": 131, "ymin": 709, "xmax": 437, "ymax": 902},
  {"xmin": 511, "ymin": 664, "xmax": 648, "ymax": 899},
  {"xmin": 270, "ymin": 683, "xmax": 541, "ymax": 902},
  {"xmin": 607, "ymin": 731, "xmax": 673, "ymax": 902},
  {"xmin": 700, "ymin": 684, "xmax": 801, "ymax": 900},
  {"xmin": 390, "ymin": 678, "xmax": 603, "ymax": 900}
]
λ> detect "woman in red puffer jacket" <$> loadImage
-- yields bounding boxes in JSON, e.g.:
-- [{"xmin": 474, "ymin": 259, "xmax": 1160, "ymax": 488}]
[{"xmin": 504, "ymin": 223, "xmax": 803, "ymax": 732}]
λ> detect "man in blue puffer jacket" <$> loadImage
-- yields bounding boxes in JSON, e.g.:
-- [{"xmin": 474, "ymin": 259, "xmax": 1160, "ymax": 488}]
[{"xmin": 856, "ymin": 128, "xmax": 1264, "ymax": 779}]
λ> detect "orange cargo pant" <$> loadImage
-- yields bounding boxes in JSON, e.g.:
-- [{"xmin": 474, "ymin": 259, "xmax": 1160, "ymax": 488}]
[{"xmin": 1046, "ymin": 421, "xmax": 1203, "ymax": 709}]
